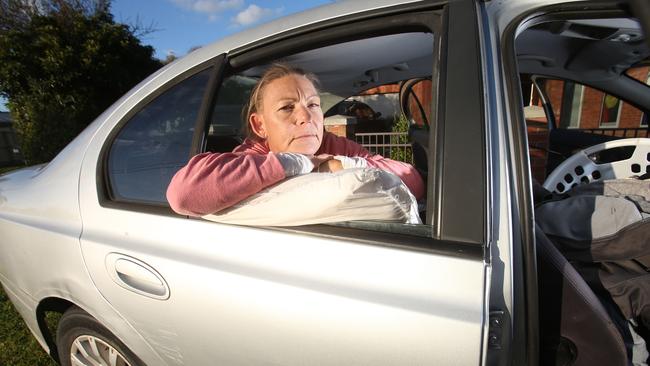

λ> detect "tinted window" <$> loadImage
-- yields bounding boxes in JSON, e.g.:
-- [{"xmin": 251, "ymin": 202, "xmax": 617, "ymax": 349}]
[
  {"xmin": 204, "ymin": 75, "xmax": 256, "ymax": 153},
  {"xmin": 107, "ymin": 68, "xmax": 211, "ymax": 204}
]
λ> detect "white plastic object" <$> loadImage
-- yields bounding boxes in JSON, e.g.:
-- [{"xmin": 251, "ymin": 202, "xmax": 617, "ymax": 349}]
[
  {"xmin": 202, "ymin": 168, "xmax": 421, "ymax": 226},
  {"xmin": 543, "ymin": 138, "xmax": 650, "ymax": 193}
]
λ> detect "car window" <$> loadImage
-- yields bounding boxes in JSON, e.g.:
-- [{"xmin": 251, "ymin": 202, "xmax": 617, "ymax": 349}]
[
  {"xmin": 205, "ymin": 31, "xmax": 436, "ymax": 237},
  {"xmin": 107, "ymin": 68, "xmax": 212, "ymax": 204},
  {"xmin": 534, "ymin": 75, "xmax": 649, "ymax": 133},
  {"xmin": 522, "ymin": 71, "xmax": 650, "ymax": 182}
]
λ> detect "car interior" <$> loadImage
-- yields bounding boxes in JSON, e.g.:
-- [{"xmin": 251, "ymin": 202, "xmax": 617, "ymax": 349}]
[{"xmin": 516, "ymin": 16, "xmax": 650, "ymax": 366}]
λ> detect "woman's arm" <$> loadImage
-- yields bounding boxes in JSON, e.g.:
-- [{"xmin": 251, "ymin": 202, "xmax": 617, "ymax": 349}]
[
  {"xmin": 319, "ymin": 132, "xmax": 425, "ymax": 199},
  {"xmin": 166, "ymin": 152, "xmax": 286, "ymax": 216},
  {"xmin": 364, "ymin": 155, "xmax": 425, "ymax": 199}
]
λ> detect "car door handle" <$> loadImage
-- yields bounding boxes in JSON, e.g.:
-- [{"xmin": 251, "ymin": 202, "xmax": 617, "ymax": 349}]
[{"xmin": 106, "ymin": 253, "xmax": 170, "ymax": 300}]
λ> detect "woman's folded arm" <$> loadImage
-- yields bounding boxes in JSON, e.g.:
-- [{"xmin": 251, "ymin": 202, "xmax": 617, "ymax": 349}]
[{"xmin": 166, "ymin": 152, "xmax": 286, "ymax": 216}]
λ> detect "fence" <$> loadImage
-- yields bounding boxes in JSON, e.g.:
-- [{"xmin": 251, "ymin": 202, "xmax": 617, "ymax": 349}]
[
  {"xmin": 355, "ymin": 132, "xmax": 413, "ymax": 163},
  {"xmin": 355, "ymin": 128, "xmax": 649, "ymax": 166},
  {"xmin": 578, "ymin": 127, "xmax": 649, "ymax": 138}
]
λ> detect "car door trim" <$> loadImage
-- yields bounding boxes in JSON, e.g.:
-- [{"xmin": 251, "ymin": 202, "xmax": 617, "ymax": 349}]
[
  {"xmin": 191, "ymin": 54, "xmax": 228, "ymax": 157},
  {"xmin": 269, "ymin": 223, "xmax": 484, "ymax": 260}
]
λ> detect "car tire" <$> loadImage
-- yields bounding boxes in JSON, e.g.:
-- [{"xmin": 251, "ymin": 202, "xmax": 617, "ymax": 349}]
[{"xmin": 56, "ymin": 306, "xmax": 145, "ymax": 366}]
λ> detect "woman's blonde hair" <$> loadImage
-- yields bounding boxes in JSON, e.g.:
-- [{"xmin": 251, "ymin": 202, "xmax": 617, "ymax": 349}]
[{"xmin": 243, "ymin": 62, "xmax": 320, "ymax": 140}]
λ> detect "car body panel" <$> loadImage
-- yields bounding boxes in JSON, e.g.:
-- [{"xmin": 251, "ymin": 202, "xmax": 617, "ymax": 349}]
[
  {"xmin": 0, "ymin": 119, "xmax": 169, "ymax": 364},
  {"xmin": 77, "ymin": 207, "xmax": 487, "ymax": 365}
]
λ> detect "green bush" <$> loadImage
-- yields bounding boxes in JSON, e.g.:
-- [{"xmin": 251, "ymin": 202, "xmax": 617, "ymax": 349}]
[
  {"xmin": 389, "ymin": 113, "xmax": 413, "ymax": 163},
  {"xmin": 0, "ymin": 1, "xmax": 162, "ymax": 164}
]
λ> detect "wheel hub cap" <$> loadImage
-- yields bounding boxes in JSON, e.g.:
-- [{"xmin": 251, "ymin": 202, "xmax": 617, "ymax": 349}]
[{"xmin": 70, "ymin": 335, "xmax": 131, "ymax": 366}]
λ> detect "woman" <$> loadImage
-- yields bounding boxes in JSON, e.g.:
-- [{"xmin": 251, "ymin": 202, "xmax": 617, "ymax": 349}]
[{"xmin": 167, "ymin": 63, "xmax": 424, "ymax": 216}]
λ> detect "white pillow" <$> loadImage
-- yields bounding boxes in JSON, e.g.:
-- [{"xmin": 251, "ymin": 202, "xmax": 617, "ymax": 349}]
[{"xmin": 202, "ymin": 168, "xmax": 421, "ymax": 226}]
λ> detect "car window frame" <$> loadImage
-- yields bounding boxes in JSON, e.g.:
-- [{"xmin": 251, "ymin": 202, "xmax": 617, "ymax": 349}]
[
  {"xmin": 202, "ymin": 11, "xmax": 446, "ymax": 244},
  {"xmin": 199, "ymin": 3, "xmax": 486, "ymax": 251},
  {"xmin": 96, "ymin": 55, "xmax": 226, "ymax": 216}
]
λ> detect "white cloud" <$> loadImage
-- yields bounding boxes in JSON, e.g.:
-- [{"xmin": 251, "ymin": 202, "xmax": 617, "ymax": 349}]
[
  {"xmin": 232, "ymin": 4, "xmax": 283, "ymax": 27},
  {"xmin": 170, "ymin": 0, "xmax": 244, "ymax": 15}
]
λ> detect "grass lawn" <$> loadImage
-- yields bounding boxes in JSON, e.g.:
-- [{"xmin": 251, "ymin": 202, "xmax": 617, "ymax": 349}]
[{"xmin": 0, "ymin": 285, "xmax": 57, "ymax": 366}]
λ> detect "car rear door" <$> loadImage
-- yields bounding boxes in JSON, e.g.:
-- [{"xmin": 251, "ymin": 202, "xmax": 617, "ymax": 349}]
[{"xmin": 78, "ymin": 2, "xmax": 491, "ymax": 365}]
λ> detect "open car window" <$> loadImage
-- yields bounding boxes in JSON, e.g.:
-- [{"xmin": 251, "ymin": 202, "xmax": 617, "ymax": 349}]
[
  {"xmin": 521, "ymin": 64, "xmax": 650, "ymax": 182},
  {"xmin": 203, "ymin": 31, "xmax": 437, "ymax": 237},
  {"xmin": 532, "ymin": 75, "xmax": 649, "ymax": 132}
]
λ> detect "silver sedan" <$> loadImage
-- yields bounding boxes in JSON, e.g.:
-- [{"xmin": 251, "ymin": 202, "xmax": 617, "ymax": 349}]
[{"xmin": 1, "ymin": 0, "xmax": 649, "ymax": 365}]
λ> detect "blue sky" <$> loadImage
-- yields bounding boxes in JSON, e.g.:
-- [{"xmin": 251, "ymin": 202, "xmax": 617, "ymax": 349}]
[
  {"xmin": 0, "ymin": 0, "xmax": 334, "ymax": 111},
  {"xmin": 111, "ymin": 0, "xmax": 334, "ymax": 59}
]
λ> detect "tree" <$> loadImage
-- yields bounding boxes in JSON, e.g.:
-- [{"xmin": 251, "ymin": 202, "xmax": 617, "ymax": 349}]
[{"xmin": 0, "ymin": 0, "xmax": 162, "ymax": 163}]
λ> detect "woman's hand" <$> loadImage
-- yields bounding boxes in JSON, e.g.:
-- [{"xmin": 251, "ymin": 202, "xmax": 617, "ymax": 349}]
[
  {"xmin": 318, "ymin": 159, "xmax": 343, "ymax": 173},
  {"xmin": 311, "ymin": 154, "xmax": 343, "ymax": 173}
]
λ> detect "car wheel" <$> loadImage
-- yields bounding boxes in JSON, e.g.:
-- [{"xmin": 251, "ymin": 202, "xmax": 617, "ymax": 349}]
[{"xmin": 57, "ymin": 306, "xmax": 144, "ymax": 366}]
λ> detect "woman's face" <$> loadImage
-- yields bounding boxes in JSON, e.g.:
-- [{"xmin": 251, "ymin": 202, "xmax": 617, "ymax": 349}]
[{"xmin": 250, "ymin": 74, "xmax": 324, "ymax": 154}]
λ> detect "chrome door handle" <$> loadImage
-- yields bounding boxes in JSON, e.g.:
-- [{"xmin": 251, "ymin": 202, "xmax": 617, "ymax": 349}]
[{"xmin": 106, "ymin": 253, "xmax": 170, "ymax": 300}]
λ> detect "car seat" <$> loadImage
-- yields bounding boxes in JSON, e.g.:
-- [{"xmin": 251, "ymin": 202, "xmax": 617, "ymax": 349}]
[
  {"xmin": 400, "ymin": 78, "xmax": 431, "ymax": 183},
  {"xmin": 408, "ymin": 126, "xmax": 429, "ymax": 181},
  {"xmin": 205, "ymin": 135, "xmax": 242, "ymax": 153},
  {"xmin": 536, "ymin": 224, "xmax": 629, "ymax": 366}
]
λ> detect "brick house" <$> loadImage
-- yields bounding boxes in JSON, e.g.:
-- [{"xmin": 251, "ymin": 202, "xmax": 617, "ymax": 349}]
[
  {"xmin": 527, "ymin": 65, "xmax": 650, "ymax": 130},
  {"xmin": 326, "ymin": 68, "xmax": 649, "ymax": 178},
  {"xmin": 524, "ymin": 65, "xmax": 650, "ymax": 182},
  {"xmin": 323, "ymin": 80, "xmax": 432, "ymax": 138}
]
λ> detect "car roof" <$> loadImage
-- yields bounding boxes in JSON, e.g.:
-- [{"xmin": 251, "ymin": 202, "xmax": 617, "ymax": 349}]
[
  {"xmin": 138, "ymin": 0, "xmax": 650, "ymax": 110},
  {"xmin": 180, "ymin": 0, "xmax": 581, "ymax": 67},
  {"xmin": 516, "ymin": 16, "xmax": 650, "ymax": 109},
  {"xmin": 516, "ymin": 18, "xmax": 648, "ymax": 82}
]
